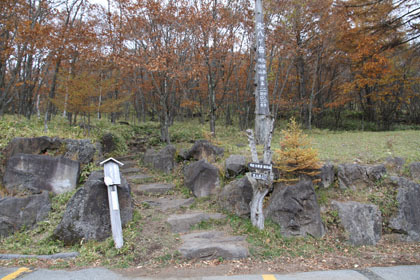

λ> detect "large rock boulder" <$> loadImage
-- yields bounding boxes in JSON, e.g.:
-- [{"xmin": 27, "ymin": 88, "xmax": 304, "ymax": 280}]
[
  {"xmin": 3, "ymin": 136, "xmax": 61, "ymax": 161},
  {"xmin": 409, "ymin": 162, "xmax": 420, "ymax": 180},
  {"xmin": 182, "ymin": 140, "xmax": 224, "ymax": 162},
  {"xmin": 179, "ymin": 231, "xmax": 248, "ymax": 260},
  {"xmin": 314, "ymin": 162, "xmax": 335, "ymax": 189},
  {"xmin": 143, "ymin": 145, "xmax": 176, "ymax": 173},
  {"xmin": 265, "ymin": 180, "xmax": 325, "ymax": 238},
  {"xmin": 225, "ymin": 155, "xmax": 247, "ymax": 178},
  {"xmin": 184, "ymin": 160, "xmax": 220, "ymax": 197},
  {"xmin": 100, "ymin": 133, "xmax": 117, "ymax": 155},
  {"xmin": 62, "ymin": 139, "xmax": 97, "ymax": 165},
  {"xmin": 3, "ymin": 154, "xmax": 80, "ymax": 195},
  {"xmin": 337, "ymin": 163, "xmax": 386, "ymax": 190},
  {"xmin": 53, "ymin": 171, "xmax": 133, "ymax": 245},
  {"xmin": 0, "ymin": 192, "xmax": 51, "ymax": 237},
  {"xmin": 384, "ymin": 157, "xmax": 405, "ymax": 174},
  {"xmin": 3, "ymin": 136, "xmax": 96, "ymax": 165},
  {"xmin": 331, "ymin": 201, "xmax": 382, "ymax": 246},
  {"xmin": 218, "ymin": 177, "xmax": 253, "ymax": 217},
  {"xmin": 389, "ymin": 176, "xmax": 420, "ymax": 241}
]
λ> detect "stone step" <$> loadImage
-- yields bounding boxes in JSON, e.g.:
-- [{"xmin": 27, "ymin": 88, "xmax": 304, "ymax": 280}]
[
  {"xmin": 116, "ymin": 154, "xmax": 137, "ymax": 162},
  {"xmin": 120, "ymin": 167, "xmax": 142, "ymax": 175},
  {"xmin": 132, "ymin": 183, "xmax": 175, "ymax": 195},
  {"xmin": 167, "ymin": 212, "xmax": 226, "ymax": 233},
  {"xmin": 178, "ymin": 231, "xmax": 249, "ymax": 260},
  {"xmin": 120, "ymin": 160, "xmax": 137, "ymax": 169},
  {"xmin": 125, "ymin": 173, "xmax": 153, "ymax": 183},
  {"xmin": 141, "ymin": 197, "xmax": 195, "ymax": 211}
]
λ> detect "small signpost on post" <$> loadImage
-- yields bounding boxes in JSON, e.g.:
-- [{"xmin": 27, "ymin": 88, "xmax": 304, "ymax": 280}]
[
  {"xmin": 100, "ymin": 157, "xmax": 124, "ymax": 249},
  {"xmin": 248, "ymin": 162, "xmax": 272, "ymax": 182},
  {"xmin": 248, "ymin": 162, "xmax": 272, "ymax": 171}
]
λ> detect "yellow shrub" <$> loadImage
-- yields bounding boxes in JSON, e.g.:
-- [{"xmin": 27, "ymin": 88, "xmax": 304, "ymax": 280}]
[{"xmin": 274, "ymin": 118, "xmax": 321, "ymax": 183}]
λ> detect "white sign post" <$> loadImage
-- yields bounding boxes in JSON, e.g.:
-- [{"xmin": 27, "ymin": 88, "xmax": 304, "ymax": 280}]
[{"xmin": 100, "ymin": 157, "xmax": 124, "ymax": 249}]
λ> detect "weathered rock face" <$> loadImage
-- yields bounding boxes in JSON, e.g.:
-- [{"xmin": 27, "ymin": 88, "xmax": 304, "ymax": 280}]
[
  {"xmin": 182, "ymin": 140, "xmax": 224, "ymax": 162},
  {"xmin": 265, "ymin": 180, "xmax": 325, "ymax": 238},
  {"xmin": 389, "ymin": 176, "xmax": 420, "ymax": 241},
  {"xmin": 0, "ymin": 192, "xmax": 51, "ymax": 237},
  {"xmin": 143, "ymin": 145, "xmax": 176, "ymax": 173},
  {"xmin": 337, "ymin": 163, "xmax": 386, "ymax": 190},
  {"xmin": 332, "ymin": 201, "xmax": 382, "ymax": 246},
  {"xmin": 179, "ymin": 231, "xmax": 248, "ymax": 260},
  {"xmin": 315, "ymin": 162, "xmax": 335, "ymax": 189},
  {"xmin": 218, "ymin": 177, "xmax": 253, "ymax": 217},
  {"xmin": 3, "ymin": 136, "xmax": 96, "ymax": 165},
  {"xmin": 409, "ymin": 162, "xmax": 420, "ymax": 180},
  {"xmin": 184, "ymin": 160, "xmax": 220, "ymax": 197},
  {"xmin": 3, "ymin": 154, "xmax": 80, "ymax": 194},
  {"xmin": 384, "ymin": 157, "xmax": 405, "ymax": 174},
  {"xmin": 53, "ymin": 171, "xmax": 133, "ymax": 245},
  {"xmin": 3, "ymin": 136, "xmax": 61, "ymax": 161},
  {"xmin": 62, "ymin": 139, "xmax": 97, "ymax": 165},
  {"xmin": 225, "ymin": 155, "xmax": 247, "ymax": 178},
  {"xmin": 101, "ymin": 133, "xmax": 116, "ymax": 155}
]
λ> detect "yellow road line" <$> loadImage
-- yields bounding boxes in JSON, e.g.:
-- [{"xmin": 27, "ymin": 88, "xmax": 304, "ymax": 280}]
[
  {"xmin": 1, "ymin": 267, "xmax": 32, "ymax": 280},
  {"xmin": 262, "ymin": 274, "xmax": 277, "ymax": 280}
]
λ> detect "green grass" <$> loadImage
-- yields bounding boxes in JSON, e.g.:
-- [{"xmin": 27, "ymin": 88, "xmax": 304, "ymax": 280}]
[{"xmin": 308, "ymin": 130, "xmax": 420, "ymax": 164}]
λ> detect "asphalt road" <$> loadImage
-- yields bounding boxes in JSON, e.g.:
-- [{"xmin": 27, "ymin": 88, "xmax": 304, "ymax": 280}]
[{"xmin": 1, "ymin": 265, "xmax": 420, "ymax": 280}]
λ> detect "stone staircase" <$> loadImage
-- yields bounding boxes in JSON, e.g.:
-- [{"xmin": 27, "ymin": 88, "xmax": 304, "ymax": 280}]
[{"xmin": 116, "ymin": 150, "xmax": 249, "ymax": 261}]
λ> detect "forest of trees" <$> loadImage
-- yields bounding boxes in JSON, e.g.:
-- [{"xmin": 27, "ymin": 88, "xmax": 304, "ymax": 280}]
[{"xmin": 1, "ymin": 0, "xmax": 420, "ymax": 142}]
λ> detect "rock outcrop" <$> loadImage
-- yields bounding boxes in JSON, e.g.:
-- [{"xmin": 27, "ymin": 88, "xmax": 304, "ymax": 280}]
[
  {"xmin": 389, "ymin": 176, "xmax": 420, "ymax": 241},
  {"xmin": 225, "ymin": 155, "xmax": 247, "ymax": 178},
  {"xmin": 3, "ymin": 154, "xmax": 80, "ymax": 194},
  {"xmin": 337, "ymin": 163, "xmax": 386, "ymax": 190},
  {"xmin": 181, "ymin": 140, "xmax": 224, "ymax": 162},
  {"xmin": 409, "ymin": 162, "xmax": 420, "ymax": 180},
  {"xmin": 0, "ymin": 192, "xmax": 51, "ymax": 237},
  {"xmin": 332, "ymin": 201, "xmax": 382, "ymax": 246},
  {"xmin": 3, "ymin": 136, "xmax": 96, "ymax": 165},
  {"xmin": 53, "ymin": 171, "xmax": 132, "ymax": 245},
  {"xmin": 143, "ymin": 145, "xmax": 176, "ymax": 173},
  {"xmin": 184, "ymin": 160, "xmax": 220, "ymax": 197},
  {"xmin": 218, "ymin": 177, "xmax": 253, "ymax": 217},
  {"xmin": 315, "ymin": 162, "xmax": 335, "ymax": 188},
  {"xmin": 265, "ymin": 180, "xmax": 325, "ymax": 238}
]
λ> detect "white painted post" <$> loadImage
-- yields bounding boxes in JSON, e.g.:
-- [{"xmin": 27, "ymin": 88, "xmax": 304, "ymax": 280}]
[{"xmin": 100, "ymin": 158, "xmax": 124, "ymax": 249}]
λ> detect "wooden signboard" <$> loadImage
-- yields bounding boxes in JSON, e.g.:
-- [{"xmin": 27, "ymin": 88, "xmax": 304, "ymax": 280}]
[
  {"xmin": 251, "ymin": 172, "xmax": 268, "ymax": 181},
  {"xmin": 100, "ymin": 158, "xmax": 124, "ymax": 249},
  {"xmin": 248, "ymin": 162, "xmax": 272, "ymax": 171}
]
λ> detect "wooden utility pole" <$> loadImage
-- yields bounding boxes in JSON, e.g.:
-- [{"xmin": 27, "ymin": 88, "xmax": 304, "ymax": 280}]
[
  {"xmin": 245, "ymin": 0, "xmax": 274, "ymax": 230},
  {"xmin": 254, "ymin": 0, "xmax": 272, "ymax": 145}
]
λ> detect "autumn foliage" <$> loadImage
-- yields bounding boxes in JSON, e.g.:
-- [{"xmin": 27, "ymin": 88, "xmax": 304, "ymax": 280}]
[
  {"xmin": 0, "ymin": 0, "xmax": 419, "ymax": 141},
  {"xmin": 273, "ymin": 118, "xmax": 321, "ymax": 184}
]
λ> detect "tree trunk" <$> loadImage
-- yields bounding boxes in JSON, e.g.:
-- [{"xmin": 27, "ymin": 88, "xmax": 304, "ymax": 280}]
[
  {"xmin": 249, "ymin": 183, "xmax": 269, "ymax": 230},
  {"xmin": 246, "ymin": 124, "xmax": 274, "ymax": 230},
  {"xmin": 208, "ymin": 74, "xmax": 216, "ymax": 136},
  {"xmin": 307, "ymin": 52, "xmax": 321, "ymax": 130}
]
